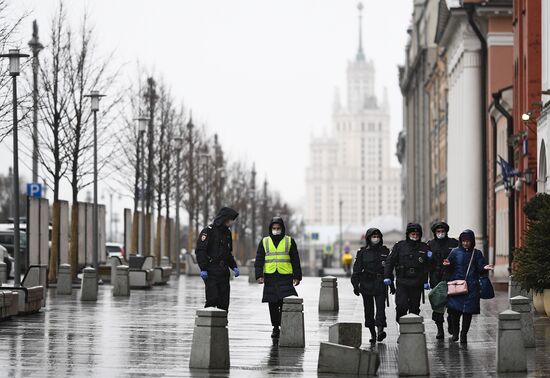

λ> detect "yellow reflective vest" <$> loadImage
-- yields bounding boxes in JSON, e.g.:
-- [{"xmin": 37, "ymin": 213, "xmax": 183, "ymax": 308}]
[{"xmin": 263, "ymin": 235, "xmax": 293, "ymax": 275}]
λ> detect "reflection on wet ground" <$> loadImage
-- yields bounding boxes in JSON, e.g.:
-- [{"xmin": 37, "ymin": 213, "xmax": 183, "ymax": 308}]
[{"xmin": 1, "ymin": 276, "xmax": 549, "ymax": 377}]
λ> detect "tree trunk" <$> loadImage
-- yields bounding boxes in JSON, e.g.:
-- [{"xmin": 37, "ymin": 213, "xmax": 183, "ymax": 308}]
[
  {"xmin": 164, "ymin": 217, "xmax": 171, "ymax": 259},
  {"xmin": 144, "ymin": 213, "xmax": 152, "ymax": 256},
  {"xmin": 48, "ymin": 201, "xmax": 60, "ymax": 283},
  {"xmin": 69, "ymin": 203, "xmax": 79, "ymax": 279},
  {"xmin": 154, "ymin": 215, "xmax": 162, "ymax": 264},
  {"xmin": 130, "ymin": 210, "xmax": 139, "ymax": 256}
]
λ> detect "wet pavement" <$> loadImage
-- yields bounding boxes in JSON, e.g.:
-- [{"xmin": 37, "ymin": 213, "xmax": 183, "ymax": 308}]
[{"xmin": 1, "ymin": 275, "xmax": 549, "ymax": 377}]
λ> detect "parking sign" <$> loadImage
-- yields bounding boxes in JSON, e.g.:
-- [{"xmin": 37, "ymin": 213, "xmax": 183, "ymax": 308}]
[{"xmin": 26, "ymin": 183, "xmax": 43, "ymax": 198}]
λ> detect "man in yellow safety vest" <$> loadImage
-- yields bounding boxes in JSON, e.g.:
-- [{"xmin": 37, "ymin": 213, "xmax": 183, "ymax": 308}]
[{"xmin": 254, "ymin": 216, "xmax": 302, "ymax": 339}]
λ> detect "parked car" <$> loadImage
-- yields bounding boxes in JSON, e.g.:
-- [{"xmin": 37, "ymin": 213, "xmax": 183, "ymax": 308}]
[
  {"xmin": 106, "ymin": 242, "xmax": 125, "ymax": 259},
  {"xmin": 0, "ymin": 228, "xmax": 28, "ymax": 269},
  {"xmin": 1, "ymin": 244, "xmax": 14, "ymax": 278}
]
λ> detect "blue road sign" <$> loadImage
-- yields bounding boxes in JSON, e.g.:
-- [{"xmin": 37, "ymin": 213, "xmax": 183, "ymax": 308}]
[
  {"xmin": 311, "ymin": 232, "xmax": 319, "ymax": 241},
  {"xmin": 26, "ymin": 183, "xmax": 42, "ymax": 198}
]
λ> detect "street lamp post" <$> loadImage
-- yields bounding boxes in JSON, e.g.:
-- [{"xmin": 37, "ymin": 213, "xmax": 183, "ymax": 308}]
[
  {"xmin": 28, "ymin": 21, "xmax": 43, "ymax": 184},
  {"xmin": 85, "ymin": 90, "xmax": 105, "ymax": 271},
  {"xmin": 135, "ymin": 117, "xmax": 149, "ymax": 256},
  {"xmin": 174, "ymin": 136, "xmax": 183, "ymax": 275},
  {"xmin": 1, "ymin": 49, "xmax": 29, "ymax": 287}
]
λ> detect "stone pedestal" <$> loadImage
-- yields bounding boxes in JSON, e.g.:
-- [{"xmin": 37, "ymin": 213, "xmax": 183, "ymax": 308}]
[
  {"xmin": 510, "ymin": 295, "xmax": 535, "ymax": 348},
  {"xmin": 319, "ymin": 276, "xmax": 339, "ymax": 312},
  {"xmin": 109, "ymin": 256, "xmax": 121, "ymax": 285},
  {"xmin": 280, "ymin": 297, "xmax": 305, "ymax": 348},
  {"xmin": 80, "ymin": 267, "xmax": 98, "ymax": 302},
  {"xmin": 0, "ymin": 261, "xmax": 6, "ymax": 284},
  {"xmin": 328, "ymin": 323, "xmax": 362, "ymax": 348},
  {"xmin": 317, "ymin": 342, "xmax": 379, "ymax": 376},
  {"xmin": 57, "ymin": 264, "xmax": 72, "ymax": 295},
  {"xmin": 508, "ymin": 275, "xmax": 531, "ymax": 300},
  {"xmin": 113, "ymin": 266, "xmax": 130, "ymax": 297},
  {"xmin": 497, "ymin": 310, "xmax": 527, "ymax": 373},
  {"xmin": 398, "ymin": 314, "xmax": 429, "ymax": 376},
  {"xmin": 248, "ymin": 259, "xmax": 256, "ymax": 283},
  {"xmin": 189, "ymin": 307, "xmax": 230, "ymax": 369}
]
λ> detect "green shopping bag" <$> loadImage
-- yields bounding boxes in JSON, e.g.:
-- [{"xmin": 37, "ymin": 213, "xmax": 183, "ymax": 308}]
[{"xmin": 428, "ymin": 281, "xmax": 448, "ymax": 310}]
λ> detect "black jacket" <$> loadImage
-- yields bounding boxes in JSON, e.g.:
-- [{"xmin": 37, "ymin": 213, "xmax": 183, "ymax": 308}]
[
  {"xmin": 351, "ymin": 228, "xmax": 389, "ymax": 296},
  {"xmin": 384, "ymin": 223, "xmax": 431, "ymax": 287},
  {"xmin": 196, "ymin": 207, "xmax": 239, "ymax": 277},
  {"xmin": 427, "ymin": 236, "xmax": 459, "ymax": 287},
  {"xmin": 254, "ymin": 217, "xmax": 302, "ymax": 303}
]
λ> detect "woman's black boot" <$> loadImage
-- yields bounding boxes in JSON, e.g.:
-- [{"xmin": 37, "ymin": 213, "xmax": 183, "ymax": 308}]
[
  {"xmin": 368, "ymin": 326, "xmax": 377, "ymax": 344},
  {"xmin": 436, "ymin": 323, "xmax": 444, "ymax": 340},
  {"xmin": 377, "ymin": 326, "xmax": 386, "ymax": 342}
]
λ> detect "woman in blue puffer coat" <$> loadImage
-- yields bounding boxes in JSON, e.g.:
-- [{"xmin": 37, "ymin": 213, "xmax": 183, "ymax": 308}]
[{"xmin": 443, "ymin": 229, "xmax": 493, "ymax": 343}]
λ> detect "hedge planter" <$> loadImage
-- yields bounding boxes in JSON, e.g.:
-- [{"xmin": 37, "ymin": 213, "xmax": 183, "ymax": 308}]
[
  {"xmin": 544, "ymin": 289, "xmax": 550, "ymax": 317},
  {"xmin": 533, "ymin": 292, "xmax": 546, "ymax": 316}
]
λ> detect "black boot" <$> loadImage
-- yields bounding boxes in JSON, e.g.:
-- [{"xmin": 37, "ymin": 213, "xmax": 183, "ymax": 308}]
[
  {"xmin": 376, "ymin": 326, "xmax": 386, "ymax": 342},
  {"xmin": 450, "ymin": 315, "xmax": 460, "ymax": 342},
  {"xmin": 368, "ymin": 326, "xmax": 377, "ymax": 344},
  {"xmin": 460, "ymin": 331, "xmax": 468, "ymax": 344},
  {"xmin": 436, "ymin": 322, "xmax": 444, "ymax": 340},
  {"xmin": 271, "ymin": 326, "xmax": 280, "ymax": 339}
]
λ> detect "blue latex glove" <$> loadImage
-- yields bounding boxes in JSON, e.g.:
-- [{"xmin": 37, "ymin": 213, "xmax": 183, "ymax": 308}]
[
  {"xmin": 383, "ymin": 278, "xmax": 392, "ymax": 286},
  {"xmin": 200, "ymin": 271, "xmax": 208, "ymax": 280},
  {"xmin": 424, "ymin": 282, "xmax": 430, "ymax": 290},
  {"xmin": 426, "ymin": 250, "xmax": 433, "ymax": 259},
  {"xmin": 233, "ymin": 267, "xmax": 240, "ymax": 277}
]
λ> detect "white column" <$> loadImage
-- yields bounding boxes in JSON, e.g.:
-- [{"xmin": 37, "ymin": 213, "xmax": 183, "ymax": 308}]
[{"xmin": 446, "ymin": 28, "xmax": 484, "ymax": 241}]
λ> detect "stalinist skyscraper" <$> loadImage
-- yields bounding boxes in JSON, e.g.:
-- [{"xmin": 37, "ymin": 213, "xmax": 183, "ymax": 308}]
[{"xmin": 305, "ymin": 3, "xmax": 401, "ymax": 227}]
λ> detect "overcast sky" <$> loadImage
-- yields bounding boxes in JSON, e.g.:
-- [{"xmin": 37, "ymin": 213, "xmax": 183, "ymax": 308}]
[{"xmin": 2, "ymin": 0, "xmax": 412, "ymax": 217}]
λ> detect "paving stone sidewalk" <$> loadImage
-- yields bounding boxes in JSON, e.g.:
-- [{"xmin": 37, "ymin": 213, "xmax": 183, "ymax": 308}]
[{"xmin": 0, "ymin": 276, "xmax": 549, "ymax": 377}]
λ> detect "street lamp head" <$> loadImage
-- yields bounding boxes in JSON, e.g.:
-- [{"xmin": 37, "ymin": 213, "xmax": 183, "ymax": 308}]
[
  {"xmin": 0, "ymin": 49, "xmax": 30, "ymax": 76},
  {"xmin": 134, "ymin": 116, "xmax": 149, "ymax": 134},
  {"xmin": 85, "ymin": 90, "xmax": 105, "ymax": 112},
  {"xmin": 521, "ymin": 111, "xmax": 532, "ymax": 122}
]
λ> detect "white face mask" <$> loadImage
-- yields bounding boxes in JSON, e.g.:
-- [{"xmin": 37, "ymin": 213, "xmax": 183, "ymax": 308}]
[
  {"xmin": 226, "ymin": 219, "xmax": 235, "ymax": 228},
  {"xmin": 409, "ymin": 235, "xmax": 419, "ymax": 242},
  {"xmin": 370, "ymin": 237, "xmax": 380, "ymax": 245},
  {"xmin": 436, "ymin": 232, "xmax": 446, "ymax": 240},
  {"xmin": 272, "ymin": 229, "xmax": 282, "ymax": 236}
]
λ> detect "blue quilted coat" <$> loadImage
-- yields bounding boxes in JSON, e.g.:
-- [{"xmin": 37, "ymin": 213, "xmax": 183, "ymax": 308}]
[{"xmin": 446, "ymin": 230, "xmax": 487, "ymax": 314}]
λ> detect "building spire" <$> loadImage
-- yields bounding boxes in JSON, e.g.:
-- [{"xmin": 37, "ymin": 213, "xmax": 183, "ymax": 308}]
[{"xmin": 356, "ymin": 2, "xmax": 365, "ymax": 62}]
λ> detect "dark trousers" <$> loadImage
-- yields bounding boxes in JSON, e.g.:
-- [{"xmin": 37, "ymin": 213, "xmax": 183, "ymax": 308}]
[
  {"xmin": 268, "ymin": 300, "xmax": 284, "ymax": 327},
  {"xmin": 432, "ymin": 310, "xmax": 450, "ymax": 324},
  {"xmin": 395, "ymin": 283, "xmax": 422, "ymax": 323},
  {"xmin": 361, "ymin": 292, "xmax": 387, "ymax": 328},
  {"xmin": 447, "ymin": 309, "xmax": 473, "ymax": 334},
  {"xmin": 204, "ymin": 276, "xmax": 230, "ymax": 311}
]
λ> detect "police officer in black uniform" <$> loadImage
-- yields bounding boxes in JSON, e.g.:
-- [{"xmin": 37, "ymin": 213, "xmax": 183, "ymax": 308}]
[
  {"xmin": 427, "ymin": 221, "xmax": 459, "ymax": 339},
  {"xmin": 351, "ymin": 228, "xmax": 393, "ymax": 344},
  {"xmin": 384, "ymin": 223, "xmax": 432, "ymax": 323},
  {"xmin": 196, "ymin": 207, "xmax": 240, "ymax": 311}
]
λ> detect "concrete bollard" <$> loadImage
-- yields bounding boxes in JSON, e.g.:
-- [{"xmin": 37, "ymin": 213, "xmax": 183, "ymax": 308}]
[
  {"xmin": 329, "ymin": 323, "xmax": 362, "ymax": 348},
  {"xmin": 318, "ymin": 342, "xmax": 379, "ymax": 375},
  {"xmin": 508, "ymin": 275, "xmax": 531, "ymax": 300},
  {"xmin": 189, "ymin": 308, "xmax": 230, "ymax": 369},
  {"xmin": 80, "ymin": 267, "xmax": 98, "ymax": 302},
  {"xmin": 57, "ymin": 264, "xmax": 72, "ymax": 295},
  {"xmin": 319, "ymin": 276, "xmax": 339, "ymax": 312},
  {"xmin": 109, "ymin": 257, "xmax": 121, "ymax": 285},
  {"xmin": 510, "ymin": 295, "xmax": 535, "ymax": 348},
  {"xmin": 398, "ymin": 314, "xmax": 429, "ymax": 376},
  {"xmin": 0, "ymin": 261, "xmax": 6, "ymax": 284},
  {"xmin": 280, "ymin": 297, "xmax": 305, "ymax": 348},
  {"xmin": 248, "ymin": 259, "xmax": 256, "ymax": 283},
  {"xmin": 113, "ymin": 266, "xmax": 130, "ymax": 297},
  {"xmin": 497, "ymin": 310, "xmax": 527, "ymax": 373}
]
